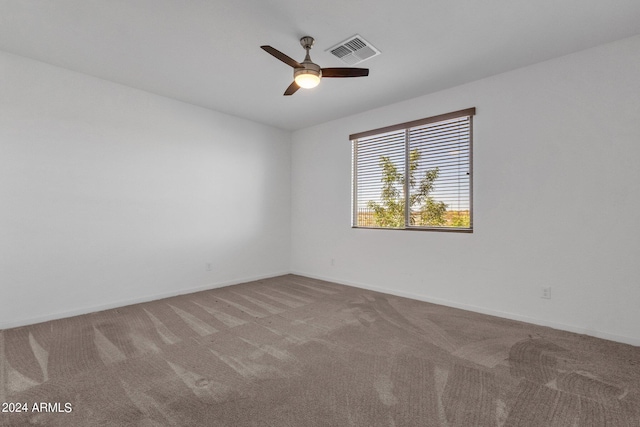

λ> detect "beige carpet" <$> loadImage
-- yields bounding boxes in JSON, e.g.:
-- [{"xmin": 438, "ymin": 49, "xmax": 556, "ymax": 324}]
[{"xmin": 1, "ymin": 274, "xmax": 639, "ymax": 426}]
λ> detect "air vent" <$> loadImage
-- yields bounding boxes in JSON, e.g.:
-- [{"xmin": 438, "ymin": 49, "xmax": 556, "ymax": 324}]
[{"xmin": 327, "ymin": 35, "xmax": 380, "ymax": 65}]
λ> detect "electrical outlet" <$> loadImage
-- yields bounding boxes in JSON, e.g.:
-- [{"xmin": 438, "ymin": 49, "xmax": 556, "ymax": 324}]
[
  {"xmin": 541, "ymin": 286, "xmax": 551, "ymax": 299},
  {"xmin": 206, "ymin": 262, "xmax": 212, "ymax": 271}
]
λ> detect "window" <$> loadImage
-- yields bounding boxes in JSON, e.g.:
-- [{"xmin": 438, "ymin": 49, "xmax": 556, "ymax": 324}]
[{"xmin": 351, "ymin": 108, "xmax": 475, "ymax": 232}]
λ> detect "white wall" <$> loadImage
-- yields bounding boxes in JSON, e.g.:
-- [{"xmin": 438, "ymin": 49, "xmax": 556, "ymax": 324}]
[
  {"xmin": 291, "ymin": 35, "xmax": 640, "ymax": 346},
  {"xmin": 3, "ymin": 35, "xmax": 639, "ymax": 346},
  {"xmin": 0, "ymin": 51, "xmax": 291, "ymax": 328}
]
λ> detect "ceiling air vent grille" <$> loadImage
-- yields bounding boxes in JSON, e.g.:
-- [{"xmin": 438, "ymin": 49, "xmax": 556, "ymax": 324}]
[{"xmin": 327, "ymin": 35, "xmax": 380, "ymax": 65}]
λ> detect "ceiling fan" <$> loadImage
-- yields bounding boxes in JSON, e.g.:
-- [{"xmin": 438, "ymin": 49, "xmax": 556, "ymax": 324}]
[{"xmin": 261, "ymin": 36, "xmax": 369, "ymax": 96}]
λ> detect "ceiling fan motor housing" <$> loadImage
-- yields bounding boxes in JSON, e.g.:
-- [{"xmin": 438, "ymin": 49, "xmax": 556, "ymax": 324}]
[{"xmin": 294, "ymin": 62, "xmax": 321, "ymax": 79}]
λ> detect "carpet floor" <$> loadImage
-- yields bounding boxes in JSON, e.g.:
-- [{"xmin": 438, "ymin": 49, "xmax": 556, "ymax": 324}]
[{"xmin": 1, "ymin": 274, "xmax": 639, "ymax": 426}]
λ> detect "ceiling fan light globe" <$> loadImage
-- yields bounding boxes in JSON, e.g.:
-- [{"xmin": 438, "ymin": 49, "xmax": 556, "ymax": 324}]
[{"xmin": 294, "ymin": 72, "xmax": 321, "ymax": 89}]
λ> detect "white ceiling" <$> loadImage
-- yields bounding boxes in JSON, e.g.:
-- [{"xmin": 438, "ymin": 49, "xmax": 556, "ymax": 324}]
[{"xmin": 1, "ymin": 0, "xmax": 639, "ymax": 131}]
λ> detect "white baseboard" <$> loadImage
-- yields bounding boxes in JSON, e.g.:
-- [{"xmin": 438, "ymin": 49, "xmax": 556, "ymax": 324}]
[
  {"xmin": 0, "ymin": 271, "xmax": 289, "ymax": 330},
  {"xmin": 290, "ymin": 271, "xmax": 640, "ymax": 347},
  {"xmin": 4, "ymin": 269, "xmax": 639, "ymax": 348}
]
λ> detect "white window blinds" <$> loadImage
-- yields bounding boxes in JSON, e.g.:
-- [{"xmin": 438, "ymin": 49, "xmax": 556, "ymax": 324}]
[{"xmin": 351, "ymin": 108, "xmax": 475, "ymax": 231}]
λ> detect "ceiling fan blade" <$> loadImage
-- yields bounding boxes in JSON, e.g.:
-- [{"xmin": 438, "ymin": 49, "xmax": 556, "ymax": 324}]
[
  {"xmin": 321, "ymin": 68, "xmax": 369, "ymax": 78},
  {"xmin": 284, "ymin": 81, "xmax": 300, "ymax": 96},
  {"xmin": 261, "ymin": 46, "xmax": 303, "ymax": 68}
]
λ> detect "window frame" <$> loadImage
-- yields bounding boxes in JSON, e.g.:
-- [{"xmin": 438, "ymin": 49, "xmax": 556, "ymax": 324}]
[{"xmin": 351, "ymin": 107, "xmax": 475, "ymax": 233}]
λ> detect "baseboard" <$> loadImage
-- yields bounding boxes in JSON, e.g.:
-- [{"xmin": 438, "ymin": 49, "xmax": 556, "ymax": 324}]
[
  {"xmin": 291, "ymin": 271, "xmax": 640, "ymax": 347},
  {"xmin": 5, "ymin": 270, "xmax": 639, "ymax": 347},
  {"xmin": 0, "ymin": 271, "xmax": 290, "ymax": 330}
]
